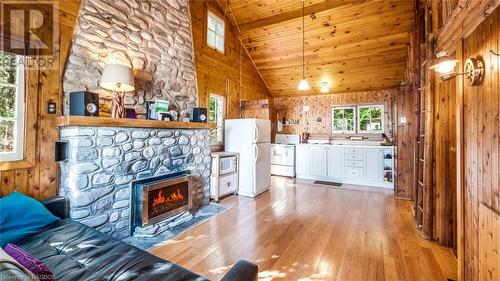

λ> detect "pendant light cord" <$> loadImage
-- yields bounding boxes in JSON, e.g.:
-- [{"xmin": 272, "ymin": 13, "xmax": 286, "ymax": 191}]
[{"xmin": 302, "ymin": 0, "xmax": 305, "ymax": 79}]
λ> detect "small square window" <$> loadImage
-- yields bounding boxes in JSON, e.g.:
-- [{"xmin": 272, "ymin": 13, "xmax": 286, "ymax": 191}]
[
  {"xmin": 332, "ymin": 107, "xmax": 356, "ymax": 134},
  {"xmin": 207, "ymin": 11, "xmax": 225, "ymax": 53},
  {"xmin": 358, "ymin": 105, "xmax": 385, "ymax": 133}
]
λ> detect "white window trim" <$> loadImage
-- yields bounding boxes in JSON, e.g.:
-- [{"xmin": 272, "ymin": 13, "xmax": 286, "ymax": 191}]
[
  {"xmin": 0, "ymin": 56, "xmax": 25, "ymax": 161},
  {"xmin": 207, "ymin": 11, "xmax": 225, "ymax": 53},
  {"xmin": 209, "ymin": 94, "xmax": 225, "ymax": 145},
  {"xmin": 357, "ymin": 104, "xmax": 385, "ymax": 134},
  {"xmin": 331, "ymin": 106, "xmax": 356, "ymax": 134}
]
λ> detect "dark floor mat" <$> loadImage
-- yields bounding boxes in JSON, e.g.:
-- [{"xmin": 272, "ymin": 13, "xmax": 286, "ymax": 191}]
[{"xmin": 313, "ymin": 180, "xmax": 342, "ymax": 187}]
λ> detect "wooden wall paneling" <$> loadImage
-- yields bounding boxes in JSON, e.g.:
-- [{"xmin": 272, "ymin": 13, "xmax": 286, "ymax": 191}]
[
  {"xmin": 434, "ymin": 75, "xmax": 457, "ymax": 248},
  {"xmin": 0, "ymin": 2, "xmax": 80, "ymax": 199},
  {"xmin": 436, "ymin": 0, "xmax": 500, "ymax": 54},
  {"xmin": 240, "ymin": 99, "xmax": 270, "ymax": 119},
  {"xmin": 396, "ymin": 85, "xmax": 418, "ymax": 200},
  {"xmin": 462, "ymin": 6, "xmax": 500, "ymax": 281},
  {"xmin": 0, "ymin": 171, "xmax": 15, "ymax": 197},
  {"xmin": 190, "ymin": 0, "xmax": 272, "ymax": 121},
  {"xmin": 478, "ymin": 204, "xmax": 500, "ymax": 281}
]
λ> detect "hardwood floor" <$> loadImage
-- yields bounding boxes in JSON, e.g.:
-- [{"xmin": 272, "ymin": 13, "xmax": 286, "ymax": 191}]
[{"xmin": 150, "ymin": 177, "xmax": 457, "ymax": 281}]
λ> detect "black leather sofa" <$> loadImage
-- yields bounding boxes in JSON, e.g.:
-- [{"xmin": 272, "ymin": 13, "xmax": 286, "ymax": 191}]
[{"xmin": 12, "ymin": 197, "xmax": 258, "ymax": 281}]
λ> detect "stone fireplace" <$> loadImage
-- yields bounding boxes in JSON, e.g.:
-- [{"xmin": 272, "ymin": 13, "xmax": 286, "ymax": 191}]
[
  {"xmin": 58, "ymin": 126, "xmax": 211, "ymax": 239},
  {"xmin": 58, "ymin": 0, "xmax": 210, "ymax": 239}
]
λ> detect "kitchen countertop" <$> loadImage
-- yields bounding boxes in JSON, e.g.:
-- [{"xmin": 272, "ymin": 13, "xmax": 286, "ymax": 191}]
[{"xmin": 296, "ymin": 143, "xmax": 395, "ymax": 148}]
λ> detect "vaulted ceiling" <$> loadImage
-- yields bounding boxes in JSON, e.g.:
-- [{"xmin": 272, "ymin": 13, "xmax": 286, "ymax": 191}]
[{"xmin": 222, "ymin": 0, "xmax": 415, "ymax": 97}]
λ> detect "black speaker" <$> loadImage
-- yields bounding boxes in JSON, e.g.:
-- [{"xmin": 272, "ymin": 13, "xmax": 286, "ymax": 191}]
[
  {"xmin": 192, "ymin": 107, "xmax": 207, "ymax": 123},
  {"xmin": 69, "ymin": 91, "xmax": 99, "ymax": 116}
]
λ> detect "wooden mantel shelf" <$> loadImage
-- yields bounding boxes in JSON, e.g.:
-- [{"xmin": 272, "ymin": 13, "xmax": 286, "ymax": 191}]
[{"xmin": 56, "ymin": 116, "xmax": 216, "ymax": 130}]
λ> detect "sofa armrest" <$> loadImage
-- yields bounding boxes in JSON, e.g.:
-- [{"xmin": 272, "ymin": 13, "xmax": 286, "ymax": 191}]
[
  {"xmin": 41, "ymin": 196, "xmax": 68, "ymax": 219},
  {"xmin": 220, "ymin": 260, "xmax": 258, "ymax": 281}
]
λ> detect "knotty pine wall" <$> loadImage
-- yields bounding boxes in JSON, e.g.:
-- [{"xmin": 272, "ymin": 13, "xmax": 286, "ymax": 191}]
[
  {"xmin": 272, "ymin": 89, "xmax": 397, "ymax": 138},
  {"xmin": 0, "ymin": 2, "xmax": 80, "ymax": 200},
  {"xmin": 395, "ymin": 85, "xmax": 418, "ymax": 200},
  {"xmin": 190, "ymin": 0, "xmax": 272, "ymax": 119},
  {"xmin": 462, "ymin": 7, "xmax": 499, "ymax": 281},
  {"xmin": 433, "ymin": 76, "xmax": 457, "ymax": 249}
]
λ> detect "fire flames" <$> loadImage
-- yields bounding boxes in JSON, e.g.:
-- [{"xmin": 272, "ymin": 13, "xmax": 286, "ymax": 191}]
[{"xmin": 152, "ymin": 189, "xmax": 185, "ymax": 208}]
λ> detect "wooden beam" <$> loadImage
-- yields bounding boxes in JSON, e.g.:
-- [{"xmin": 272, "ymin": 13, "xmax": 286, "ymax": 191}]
[
  {"xmin": 455, "ymin": 38, "xmax": 465, "ymax": 281},
  {"xmin": 436, "ymin": 0, "xmax": 500, "ymax": 54},
  {"xmin": 237, "ymin": 0, "xmax": 359, "ymax": 33},
  {"xmin": 422, "ymin": 26, "xmax": 435, "ymax": 239}
]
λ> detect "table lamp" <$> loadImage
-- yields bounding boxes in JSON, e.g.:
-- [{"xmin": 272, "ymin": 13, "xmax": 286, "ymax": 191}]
[{"xmin": 100, "ymin": 63, "xmax": 135, "ymax": 118}]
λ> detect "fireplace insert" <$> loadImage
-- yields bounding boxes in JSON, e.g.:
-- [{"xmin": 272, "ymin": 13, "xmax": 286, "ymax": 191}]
[{"xmin": 132, "ymin": 173, "xmax": 193, "ymax": 231}]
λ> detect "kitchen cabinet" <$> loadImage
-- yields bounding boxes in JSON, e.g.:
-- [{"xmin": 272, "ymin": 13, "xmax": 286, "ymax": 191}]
[
  {"xmin": 310, "ymin": 146, "xmax": 327, "ymax": 177},
  {"xmin": 364, "ymin": 148, "xmax": 383, "ymax": 182},
  {"xmin": 295, "ymin": 144, "xmax": 395, "ymax": 188},
  {"xmin": 327, "ymin": 147, "xmax": 344, "ymax": 179},
  {"xmin": 296, "ymin": 145, "xmax": 310, "ymax": 176}
]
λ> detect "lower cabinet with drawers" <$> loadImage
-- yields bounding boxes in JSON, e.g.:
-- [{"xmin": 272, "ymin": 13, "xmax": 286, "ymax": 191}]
[{"xmin": 296, "ymin": 144, "xmax": 395, "ymax": 188}]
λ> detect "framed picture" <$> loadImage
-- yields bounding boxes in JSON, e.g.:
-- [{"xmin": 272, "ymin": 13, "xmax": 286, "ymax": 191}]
[
  {"xmin": 154, "ymin": 99, "xmax": 170, "ymax": 121},
  {"xmin": 145, "ymin": 101, "xmax": 156, "ymax": 120}
]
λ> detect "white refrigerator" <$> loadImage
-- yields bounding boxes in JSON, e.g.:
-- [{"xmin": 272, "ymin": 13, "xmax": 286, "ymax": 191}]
[{"xmin": 225, "ymin": 119, "xmax": 271, "ymax": 197}]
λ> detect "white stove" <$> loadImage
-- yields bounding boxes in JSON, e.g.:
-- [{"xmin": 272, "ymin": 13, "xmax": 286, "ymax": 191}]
[{"xmin": 271, "ymin": 134, "xmax": 300, "ymax": 177}]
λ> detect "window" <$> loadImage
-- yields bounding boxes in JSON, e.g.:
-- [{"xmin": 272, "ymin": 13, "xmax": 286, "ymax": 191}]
[
  {"xmin": 0, "ymin": 51, "xmax": 25, "ymax": 161},
  {"xmin": 207, "ymin": 11, "xmax": 225, "ymax": 53},
  {"xmin": 331, "ymin": 107, "xmax": 355, "ymax": 134},
  {"xmin": 209, "ymin": 94, "xmax": 224, "ymax": 144},
  {"xmin": 358, "ymin": 105, "xmax": 384, "ymax": 133}
]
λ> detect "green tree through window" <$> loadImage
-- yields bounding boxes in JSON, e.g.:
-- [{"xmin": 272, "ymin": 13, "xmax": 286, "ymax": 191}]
[
  {"xmin": 209, "ymin": 94, "xmax": 224, "ymax": 144},
  {"xmin": 358, "ymin": 105, "xmax": 384, "ymax": 133},
  {"xmin": 0, "ymin": 51, "xmax": 24, "ymax": 160},
  {"xmin": 331, "ymin": 107, "xmax": 355, "ymax": 133}
]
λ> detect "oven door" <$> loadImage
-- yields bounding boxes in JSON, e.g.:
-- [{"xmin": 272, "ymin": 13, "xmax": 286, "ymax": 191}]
[
  {"xmin": 220, "ymin": 156, "xmax": 237, "ymax": 175},
  {"xmin": 271, "ymin": 145, "xmax": 295, "ymax": 166}
]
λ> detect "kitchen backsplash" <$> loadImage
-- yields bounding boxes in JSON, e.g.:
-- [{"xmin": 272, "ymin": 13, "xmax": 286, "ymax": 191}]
[{"xmin": 273, "ymin": 89, "xmax": 397, "ymax": 139}]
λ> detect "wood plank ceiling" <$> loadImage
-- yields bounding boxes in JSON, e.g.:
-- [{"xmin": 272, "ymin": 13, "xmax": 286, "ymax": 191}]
[{"xmin": 223, "ymin": 0, "xmax": 415, "ymax": 97}]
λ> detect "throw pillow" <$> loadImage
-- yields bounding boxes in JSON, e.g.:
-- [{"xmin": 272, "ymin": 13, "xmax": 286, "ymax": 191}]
[{"xmin": 0, "ymin": 192, "xmax": 60, "ymax": 247}]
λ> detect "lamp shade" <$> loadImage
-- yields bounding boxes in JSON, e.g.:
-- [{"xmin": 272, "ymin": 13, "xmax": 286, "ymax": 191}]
[{"xmin": 100, "ymin": 63, "xmax": 135, "ymax": 92}]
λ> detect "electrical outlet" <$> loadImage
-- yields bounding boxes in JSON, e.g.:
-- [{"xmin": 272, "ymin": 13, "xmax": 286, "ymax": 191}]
[{"xmin": 47, "ymin": 101, "xmax": 57, "ymax": 114}]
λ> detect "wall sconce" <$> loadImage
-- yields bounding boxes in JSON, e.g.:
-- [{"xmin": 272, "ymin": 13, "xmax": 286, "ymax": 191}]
[
  {"xmin": 319, "ymin": 82, "xmax": 330, "ymax": 94},
  {"xmin": 431, "ymin": 51, "xmax": 485, "ymax": 86},
  {"xmin": 430, "ymin": 51, "xmax": 458, "ymax": 80}
]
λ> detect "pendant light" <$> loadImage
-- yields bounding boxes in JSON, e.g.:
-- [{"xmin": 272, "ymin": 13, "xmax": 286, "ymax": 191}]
[
  {"xmin": 297, "ymin": 0, "xmax": 310, "ymax": 91},
  {"xmin": 320, "ymin": 82, "xmax": 330, "ymax": 93}
]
